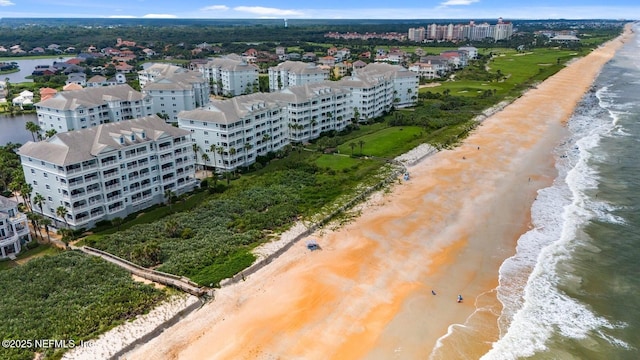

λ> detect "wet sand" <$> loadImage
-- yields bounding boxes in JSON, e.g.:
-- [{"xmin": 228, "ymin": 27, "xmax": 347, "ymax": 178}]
[{"xmin": 125, "ymin": 28, "xmax": 630, "ymax": 360}]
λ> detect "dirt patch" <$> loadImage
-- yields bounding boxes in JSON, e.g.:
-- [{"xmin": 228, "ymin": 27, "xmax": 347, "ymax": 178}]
[{"xmin": 132, "ymin": 274, "xmax": 167, "ymax": 290}]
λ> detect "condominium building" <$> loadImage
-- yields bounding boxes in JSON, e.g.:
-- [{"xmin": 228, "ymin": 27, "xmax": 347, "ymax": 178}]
[
  {"xmin": 425, "ymin": 19, "xmax": 513, "ymax": 42},
  {"xmin": 273, "ymin": 82, "xmax": 352, "ymax": 143},
  {"xmin": 408, "ymin": 27, "xmax": 426, "ymax": 42},
  {"xmin": 338, "ymin": 63, "xmax": 419, "ymax": 121},
  {"xmin": 179, "ymin": 82, "xmax": 354, "ymax": 171},
  {"xmin": 18, "ymin": 116, "xmax": 197, "ymax": 230},
  {"xmin": 35, "ymin": 84, "xmax": 153, "ymax": 133},
  {"xmin": 138, "ymin": 63, "xmax": 185, "ymax": 88},
  {"xmin": 195, "ymin": 57, "xmax": 259, "ymax": 97},
  {"xmin": 0, "ymin": 196, "xmax": 31, "ymax": 259},
  {"xmin": 140, "ymin": 65, "xmax": 210, "ymax": 123},
  {"xmin": 178, "ymin": 94, "xmax": 288, "ymax": 171},
  {"xmin": 268, "ymin": 61, "xmax": 329, "ymax": 92}
]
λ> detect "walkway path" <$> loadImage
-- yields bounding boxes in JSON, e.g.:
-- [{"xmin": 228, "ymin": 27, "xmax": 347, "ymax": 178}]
[{"xmin": 77, "ymin": 246, "xmax": 210, "ymax": 297}]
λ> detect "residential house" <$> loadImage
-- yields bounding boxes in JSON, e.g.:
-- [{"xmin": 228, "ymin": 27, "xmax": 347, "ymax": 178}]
[
  {"xmin": 19, "ymin": 115, "xmax": 197, "ymax": 230},
  {"xmin": 39, "ymin": 87, "xmax": 58, "ymax": 101},
  {"xmin": 66, "ymin": 73, "xmax": 87, "ymax": 87},
  {"xmin": 318, "ymin": 56, "xmax": 336, "ymax": 67},
  {"xmin": 0, "ymin": 196, "xmax": 32, "ymax": 259},
  {"xmin": 302, "ymin": 52, "xmax": 317, "ymax": 62}
]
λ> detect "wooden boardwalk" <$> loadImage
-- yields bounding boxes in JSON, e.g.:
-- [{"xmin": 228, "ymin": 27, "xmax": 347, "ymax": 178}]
[{"xmin": 79, "ymin": 246, "xmax": 209, "ymax": 297}]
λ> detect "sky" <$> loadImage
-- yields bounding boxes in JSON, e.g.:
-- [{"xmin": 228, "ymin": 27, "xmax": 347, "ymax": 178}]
[{"xmin": 0, "ymin": 0, "xmax": 638, "ymax": 20}]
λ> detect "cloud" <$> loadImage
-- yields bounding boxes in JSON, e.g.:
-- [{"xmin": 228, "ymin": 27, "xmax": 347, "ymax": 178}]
[
  {"xmin": 142, "ymin": 13, "xmax": 178, "ymax": 18},
  {"xmin": 201, "ymin": 5, "xmax": 229, "ymax": 11},
  {"xmin": 0, "ymin": 0, "xmax": 15, "ymax": 6},
  {"xmin": 440, "ymin": 0, "xmax": 479, "ymax": 5},
  {"xmin": 233, "ymin": 6, "xmax": 304, "ymax": 17}
]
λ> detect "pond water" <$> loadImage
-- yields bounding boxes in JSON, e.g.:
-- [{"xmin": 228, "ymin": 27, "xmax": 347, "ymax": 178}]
[
  {"xmin": 0, "ymin": 113, "xmax": 37, "ymax": 145},
  {"xmin": 1, "ymin": 57, "xmax": 73, "ymax": 83}
]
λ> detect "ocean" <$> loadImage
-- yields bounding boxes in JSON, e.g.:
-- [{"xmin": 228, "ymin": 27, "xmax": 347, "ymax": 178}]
[{"xmin": 481, "ymin": 25, "xmax": 640, "ymax": 359}]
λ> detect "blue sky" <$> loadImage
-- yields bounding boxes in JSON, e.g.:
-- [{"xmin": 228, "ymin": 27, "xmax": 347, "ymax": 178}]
[{"xmin": 0, "ymin": 0, "xmax": 638, "ymax": 19}]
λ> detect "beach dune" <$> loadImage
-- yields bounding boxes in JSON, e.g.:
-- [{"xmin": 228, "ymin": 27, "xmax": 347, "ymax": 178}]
[{"xmin": 125, "ymin": 29, "xmax": 629, "ymax": 360}]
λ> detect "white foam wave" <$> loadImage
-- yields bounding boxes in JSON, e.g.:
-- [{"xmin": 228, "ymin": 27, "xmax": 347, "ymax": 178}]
[{"xmin": 482, "ymin": 85, "xmax": 630, "ymax": 358}]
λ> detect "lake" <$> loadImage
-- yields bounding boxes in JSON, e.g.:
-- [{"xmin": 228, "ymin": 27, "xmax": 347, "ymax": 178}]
[
  {"xmin": 1, "ymin": 57, "xmax": 73, "ymax": 83},
  {"xmin": 0, "ymin": 113, "xmax": 37, "ymax": 145}
]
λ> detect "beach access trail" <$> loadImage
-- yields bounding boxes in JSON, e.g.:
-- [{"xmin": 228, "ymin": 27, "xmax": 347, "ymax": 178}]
[{"xmin": 125, "ymin": 28, "xmax": 631, "ymax": 360}]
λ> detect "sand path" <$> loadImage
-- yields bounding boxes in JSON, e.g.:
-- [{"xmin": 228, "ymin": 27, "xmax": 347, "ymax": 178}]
[{"xmin": 125, "ymin": 28, "xmax": 631, "ymax": 360}]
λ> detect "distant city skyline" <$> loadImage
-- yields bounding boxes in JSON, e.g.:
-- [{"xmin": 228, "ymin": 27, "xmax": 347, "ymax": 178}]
[{"xmin": 0, "ymin": 0, "xmax": 638, "ymax": 20}]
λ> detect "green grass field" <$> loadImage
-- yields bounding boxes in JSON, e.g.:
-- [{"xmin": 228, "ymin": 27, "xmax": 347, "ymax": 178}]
[
  {"xmin": 314, "ymin": 154, "xmax": 361, "ymax": 171},
  {"xmin": 337, "ymin": 126, "xmax": 424, "ymax": 157}
]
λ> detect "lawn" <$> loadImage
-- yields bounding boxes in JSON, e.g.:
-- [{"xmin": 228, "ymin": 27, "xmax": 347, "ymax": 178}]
[
  {"xmin": 0, "ymin": 243, "xmax": 61, "ymax": 271},
  {"xmin": 424, "ymin": 47, "xmax": 583, "ymax": 99},
  {"xmin": 337, "ymin": 126, "xmax": 425, "ymax": 157},
  {"xmin": 314, "ymin": 154, "xmax": 361, "ymax": 171}
]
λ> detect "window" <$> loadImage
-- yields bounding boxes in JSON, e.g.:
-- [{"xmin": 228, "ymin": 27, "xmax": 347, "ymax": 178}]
[
  {"xmin": 33, "ymin": 180, "xmax": 37, "ymax": 185},
  {"xmin": 45, "ymin": 185, "xmax": 50, "ymax": 190},
  {"xmin": 30, "ymin": 169, "xmax": 35, "ymax": 174},
  {"xmin": 48, "ymin": 196, "xmax": 53, "ymax": 201},
  {"xmin": 43, "ymin": 173, "xmax": 48, "ymax": 178}
]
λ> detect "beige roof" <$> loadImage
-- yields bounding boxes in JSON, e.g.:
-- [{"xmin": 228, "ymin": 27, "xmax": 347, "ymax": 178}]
[
  {"xmin": 202, "ymin": 57, "xmax": 258, "ymax": 72},
  {"xmin": 19, "ymin": 115, "xmax": 189, "ymax": 166},
  {"xmin": 269, "ymin": 61, "xmax": 328, "ymax": 75},
  {"xmin": 180, "ymin": 93, "xmax": 284, "ymax": 125},
  {"xmin": 36, "ymin": 84, "xmax": 145, "ymax": 111},
  {"xmin": 142, "ymin": 71, "xmax": 205, "ymax": 91}
]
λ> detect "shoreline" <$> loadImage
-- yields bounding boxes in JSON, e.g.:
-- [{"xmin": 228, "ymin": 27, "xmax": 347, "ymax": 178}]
[{"xmin": 120, "ymin": 28, "xmax": 632, "ymax": 360}]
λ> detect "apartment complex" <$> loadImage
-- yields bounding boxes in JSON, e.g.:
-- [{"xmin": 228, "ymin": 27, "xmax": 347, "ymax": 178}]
[
  {"xmin": 35, "ymin": 84, "xmax": 153, "ymax": 133},
  {"xmin": 18, "ymin": 116, "xmax": 197, "ymax": 230},
  {"xmin": 139, "ymin": 64, "xmax": 210, "ymax": 123},
  {"xmin": 337, "ymin": 63, "xmax": 419, "ymax": 120},
  {"xmin": 195, "ymin": 57, "xmax": 259, "ymax": 96},
  {"xmin": 267, "ymin": 61, "xmax": 329, "ymax": 92},
  {"xmin": 179, "ymin": 63, "xmax": 416, "ymax": 171},
  {"xmin": 179, "ymin": 82, "xmax": 353, "ymax": 171},
  {"xmin": 0, "ymin": 196, "xmax": 31, "ymax": 259},
  {"xmin": 411, "ymin": 18, "xmax": 513, "ymax": 42},
  {"xmin": 138, "ymin": 63, "xmax": 184, "ymax": 88},
  {"xmin": 178, "ymin": 94, "xmax": 288, "ymax": 171}
]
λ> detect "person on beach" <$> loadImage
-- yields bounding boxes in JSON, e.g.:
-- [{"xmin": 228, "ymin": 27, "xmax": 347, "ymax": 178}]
[
  {"xmin": 432, "ymin": 290, "xmax": 436, "ymax": 295},
  {"xmin": 457, "ymin": 295, "xmax": 463, "ymax": 303}
]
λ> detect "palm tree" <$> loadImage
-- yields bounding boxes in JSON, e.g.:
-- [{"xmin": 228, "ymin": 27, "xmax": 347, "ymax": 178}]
[
  {"xmin": 21, "ymin": 183, "xmax": 33, "ymax": 212},
  {"xmin": 229, "ymin": 147, "xmax": 237, "ymax": 172},
  {"xmin": 56, "ymin": 206, "xmax": 69, "ymax": 228},
  {"xmin": 349, "ymin": 142, "xmax": 356, "ymax": 156},
  {"xmin": 25, "ymin": 121, "xmax": 41, "ymax": 142},
  {"xmin": 164, "ymin": 189, "xmax": 175, "ymax": 210},
  {"xmin": 27, "ymin": 212, "xmax": 43, "ymax": 241},
  {"xmin": 358, "ymin": 140, "xmax": 365, "ymax": 154},
  {"xmin": 111, "ymin": 217, "xmax": 123, "ymax": 231},
  {"xmin": 209, "ymin": 145, "xmax": 219, "ymax": 182},
  {"xmin": 40, "ymin": 217, "xmax": 52, "ymax": 243},
  {"xmin": 192, "ymin": 143, "xmax": 201, "ymax": 170},
  {"xmin": 33, "ymin": 192, "xmax": 45, "ymax": 215},
  {"xmin": 201, "ymin": 153, "xmax": 210, "ymax": 177},
  {"xmin": 45, "ymin": 129, "xmax": 57, "ymax": 139},
  {"xmin": 216, "ymin": 146, "xmax": 225, "ymax": 171},
  {"xmin": 9, "ymin": 180, "xmax": 22, "ymax": 204}
]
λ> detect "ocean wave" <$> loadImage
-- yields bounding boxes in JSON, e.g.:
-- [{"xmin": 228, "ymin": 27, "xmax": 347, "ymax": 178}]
[{"xmin": 482, "ymin": 82, "xmax": 631, "ymax": 358}]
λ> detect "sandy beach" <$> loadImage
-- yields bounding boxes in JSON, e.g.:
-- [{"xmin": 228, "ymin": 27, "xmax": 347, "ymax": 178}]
[{"xmin": 124, "ymin": 28, "xmax": 631, "ymax": 360}]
